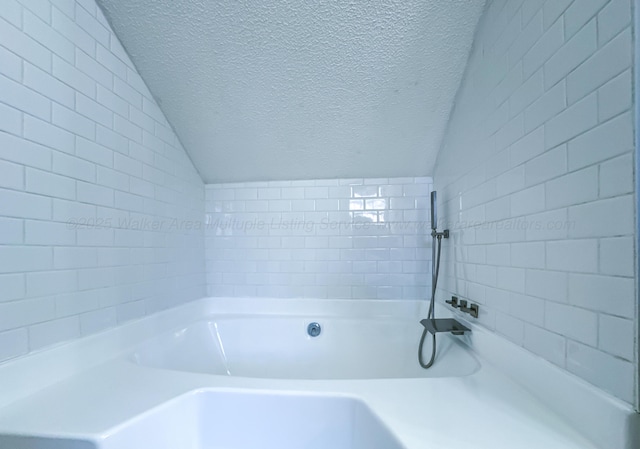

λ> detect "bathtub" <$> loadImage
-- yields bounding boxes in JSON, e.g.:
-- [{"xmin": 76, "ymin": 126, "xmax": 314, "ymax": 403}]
[
  {"xmin": 130, "ymin": 314, "xmax": 480, "ymax": 379},
  {"xmin": 0, "ymin": 297, "xmax": 634, "ymax": 449}
]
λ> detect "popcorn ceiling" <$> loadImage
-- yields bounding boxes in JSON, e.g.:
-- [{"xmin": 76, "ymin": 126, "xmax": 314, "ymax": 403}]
[{"xmin": 97, "ymin": 0, "xmax": 486, "ymax": 182}]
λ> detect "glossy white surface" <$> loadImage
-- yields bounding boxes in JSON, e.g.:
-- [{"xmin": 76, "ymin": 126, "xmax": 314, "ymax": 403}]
[
  {"xmin": 205, "ymin": 177, "xmax": 434, "ymax": 300},
  {"xmin": 0, "ymin": 0, "xmax": 206, "ymax": 364},
  {"xmin": 94, "ymin": 0, "xmax": 486, "ymax": 182},
  {"xmin": 433, "ymin": 0, "xmax": 636, "ymax": 405},
  {"xmin": 131, "ymin": 315, "xmax": 479, "ymax": 379},
  {"xmin": 0, "ymin": 298, "xmax": 636, "ymax": 449},
  {"xmin": 97, "ymin": 390, "xmax": 404, "ymax": 449}
]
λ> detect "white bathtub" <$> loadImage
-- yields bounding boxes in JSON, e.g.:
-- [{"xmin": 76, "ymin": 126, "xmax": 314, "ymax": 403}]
[
  {"xmin": 130, "ymin": 314, "xmax": 480, "ymax": 379},
  {"xmin": 0, "ymin": 298, "xmax": 635, "ymax": 449}
]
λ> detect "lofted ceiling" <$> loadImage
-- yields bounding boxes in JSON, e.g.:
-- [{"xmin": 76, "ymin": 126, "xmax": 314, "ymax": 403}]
[{"xmin": 96, "ymin": 0, "xmax": 486, "ymax": 183}]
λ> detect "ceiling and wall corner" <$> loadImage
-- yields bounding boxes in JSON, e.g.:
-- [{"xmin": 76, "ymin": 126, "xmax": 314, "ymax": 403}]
[{"xmin": 95, "ymin": 0, "xmax": 486, "ymax": 183}]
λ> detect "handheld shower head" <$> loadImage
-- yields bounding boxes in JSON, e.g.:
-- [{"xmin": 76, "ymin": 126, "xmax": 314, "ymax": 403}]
[{"xmin": 430, "ymin": 191, "xmax": 437, "ymax": 231}]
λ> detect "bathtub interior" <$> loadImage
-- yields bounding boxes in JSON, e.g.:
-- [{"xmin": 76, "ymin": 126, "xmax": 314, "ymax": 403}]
[{"xmin": 129, "ymin": 314, "xmax": 480, "ymax": 379}]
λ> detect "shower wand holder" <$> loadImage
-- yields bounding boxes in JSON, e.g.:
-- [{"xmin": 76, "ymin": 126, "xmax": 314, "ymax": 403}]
[
  {"xmin": 420, "ymin": 318, "xmax": 470, "ymax": 336},
  {"xmin": 431, "ymin": 229, "xmax": 449, "ymax": 238}
]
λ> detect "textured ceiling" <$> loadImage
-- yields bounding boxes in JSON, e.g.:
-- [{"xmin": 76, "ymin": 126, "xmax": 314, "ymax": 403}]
[{"xmin": 96, "ymin": 0, "xmax": 486, "ymax": 183}]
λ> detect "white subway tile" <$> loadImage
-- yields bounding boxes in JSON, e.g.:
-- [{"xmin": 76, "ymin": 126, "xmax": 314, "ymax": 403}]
[
  {"xmin": 53, "ymin": 152, "xmax": 96, "ymax": 183},
  {"xmin": 53, "ymin": 198, "xmax": 96, "ymax": 223},
  {"xmin": 0, "ymin": 296, "xmax": 55, "ymax": 331},
  {"xmin": 80, "ymin": 307, "xmax": 117, "ymax": 335},
  {"xmin": 524, "ymin": 144, "xmax": 566, "ymax": 186},
  {"xmin": 55, "ymin": 290, "xmax": 99, "ymax": 317},
  {"xmin": 497, "ymin": 266, "xmax": 525, "ymax": 293},
  {"xmin": 76, "ymin": 93, "xmax": 113, "ymax": 127},
  {"xmin": 76, "ymin": 227, "xmax": 114, "ymax": 247},
  {"xmin": 510, "ymin": 241, "xmax": 545, "ymax": 268},
  {"xmin": 546, "ymin": 93, "xmax": 598, "ymax": 149},
  {"xmin": 0, "ymin": 160, "xmax": 24, "ymax": 190},
  {"xmin": 113, "ymin": 76, "xmax": 142, "ymax": 108},
  {"xmin": 22, "ymin": 0, "xmax": 50, "ymax": 23},
  {"xmin": 509, "ymin": 127, "xmax": 545, "ymax": 168},
  {"xmin": 0, "ymin": 189, "xmax": 52, "ymax": 220},
  {"xmin": 54, "ymin": 246, "xmax": 98, "ymax": 269},
  {"xmin": 0, "ymin": 216, "xmax": 22, "ymax": 245},
  {"xmin": 77, "ymin": 181, "xmax": 114, "ymax": 207},
  {"xmin": 0, "ymin": 16, "xmax": 51, "ymax": 73},
  {"xmin": 544, "ymin": 19, "xmax": 597, "ymax": 89},
  {"xmin": 568, "ymin": 195, "xmax": 633, "ymax": 238},
  {"xmin": 0, "ymin": 44, "xmax": 21, "ymax": 82},
  {"xmin": 23, "ymin": 9, "xmax": 73, "ymax": 63},
  {"xmin": 0, "ymin": 0, "xmax": 21, "ymax": 27},
  {"xmin": 25, "ymin": 219, "xmax": 75, "ymax": 245},
  {"xmin": 564, "ymin": 0, "xmax": 609, "ymax": 39},
  {"xmin": 0, "ymin": 131, "xmax": 53, "ymax": 171},
  {"xmin": 510, "ymin": 185, "xmax": 545, "ymax": 217},
  {"xmin": 545, "ymin": 166, "xmax": 598, "ymax": 209},
  {"xmin": 547, "ymin": 239, "xmax": 598, "ymax": 273},
  {"xmin": 129, "ymin": 177, "xmax": 154, "ymax": 198},
  {"xmin": 76, "ymin": 136, "xmax": 113, "ymax": 167},
  {"xmin": 546, "ymin": 301, "xmax": 598, "ymax": 346},
  {"xmin": 525, "ymin": 81, "xmax": 566, "ymax": 133},
  {"xmin": 52, "ymin": 7, "xmax": 95, "ymax": 57},
  {"xmin": 566, "ymin": 340, "xmax": 633, "ymax": 401},
  {"xmin": 28, "ymin": 315, "xmax": 80, "ymax": 350},
  {"xmin": 0, "ymin": 274, "xmax": 25, "ymax": 302},
  {"xmin": 510, "ymin": 69, "xmax": 544, "ymax": 117},
  {"xmin": 523, "ymin": 323, "xmax": 566, "ymax": 367},
  {"xmin": 52, "ymin": 103, "xmax": 95, "ymax": 139},
  {"xmin": 567, "ymin": 112, "xmax": 633, "ymax": 170},
  {"xmin": 569, "ymin": 273, "xmax": 634, "ymax": 316},
  {"xmin": 113, "ymin": 154, "xmax": 143, "ymax": 178},
  {"xmin": 543, "ymin": 0, "xmax": 572, "ymax": 28},
  {"xmin": 495, "ymin": 312, "xmax": 524, "ymax": 345},
  {"xmin": 599, "ymin": 153, "xmax": 633, "ymax": 198},
  {"xmin": 24, "ymin": 62, "xmax": 75, "ymax": 108},
  {"xmin": 24, "ymin": 115, "xmax": 75, "ymax": 154},
  {"xmin": 509, "ymin": 293, "xmax": 545, "ymax": 326},
  {"xmin": 0, "ymin": 102, "xmax": 21, "ymax": 136},
  {"xmin": 26, "ymin": 269, "xmax": 77, "ymax": 297},
  {"xmin": 0, "ymin": 328, "xmax": 28, "ymax": 362},
  {"xmin": 0, "ymin": 74, "xmax": 51, "ymax": 121},
  {"xmin": 509, "ymin": 11, "xmax": 543, "ymax": 66},
  {"xmin": 74, "ymin": 3, "xmax": 109, "ymax": 46},
  {"xmin": 599, "ymin": 236, "xmax": 634, "ymax": 277},
  {"xmin": 598, "ymin": 314, "xmax": 634, "ymax": 360},
  {"xmin": 304, "ymin": 186, "xmax": 329, "ymax": 199},
  {"xmin": 26, "ymin": 167, "xmax": 75, "ymax": 200},
  {"xmin": 96, "ymin": 44, "xmax": 127, "ymax": 79},
  {"xmin": 598, "ymin": 0, "xmax": 631, "ymax": 46},
  {"xmin": 53, "ymin": 55, "xmax": 96, "ymax": 98},
  {"xmin": 566, "ymin": 28, "xmax": 631, "ymax": 104},
  {"xmin": 598, "ymin": 70, "xmax": 631, "ymax": 122},
  {"xmin": 97, "ymin": 166, "xmax": 129, "ymax": 192},
  {"xmin": 525, "ymin": 268, "xmax": 568, "ymax": 302}
]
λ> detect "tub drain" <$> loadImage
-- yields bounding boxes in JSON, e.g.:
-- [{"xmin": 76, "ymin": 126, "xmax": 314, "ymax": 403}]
[{"xmin": 307, "ymin": 322, "xmax": 321, "ymax": 337}]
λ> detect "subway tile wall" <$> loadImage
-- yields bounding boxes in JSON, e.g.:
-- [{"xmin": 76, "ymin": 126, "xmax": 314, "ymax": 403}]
[
  {"xmin": 0, "ymin": 0, "xmax": 206, "ymax": 363},
  {"xmin": 205, "ymin": 178, "xmax": 433, "ymax": 299},
  {"xmin": 433, "ymin": 0, "xmax": 636, "ymax": 403}
]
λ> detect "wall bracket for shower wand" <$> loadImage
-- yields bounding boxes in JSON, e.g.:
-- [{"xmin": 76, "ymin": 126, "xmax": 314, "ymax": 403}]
[{"xmin": 431, "ymin": 229, "xmax": 450, "ymax": 238}]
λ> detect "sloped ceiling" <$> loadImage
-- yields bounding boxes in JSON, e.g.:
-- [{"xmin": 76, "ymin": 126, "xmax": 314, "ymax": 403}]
[{"xmin": 96, "ymin": 0, "xmax": 486, "ymax": 183}]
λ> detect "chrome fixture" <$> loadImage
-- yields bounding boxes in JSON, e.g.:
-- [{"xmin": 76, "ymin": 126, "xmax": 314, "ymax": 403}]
[
  {"xmin": 307, "ymin": 322, "xmax": 321, "ymax": 337},
  {"xmin": 418, "ymin": 191, "xmax": 470, "ymax": 369},
  {"xmin": 445, "ymin": 295, "xmax": 480, "ymax": 318}
]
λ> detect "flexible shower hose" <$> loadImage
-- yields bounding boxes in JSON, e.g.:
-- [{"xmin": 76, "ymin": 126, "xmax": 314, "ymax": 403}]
[{"xmin": 418, "ymin": 233, "xmax": 443, "ymax": 369}]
